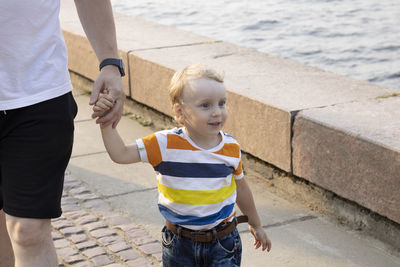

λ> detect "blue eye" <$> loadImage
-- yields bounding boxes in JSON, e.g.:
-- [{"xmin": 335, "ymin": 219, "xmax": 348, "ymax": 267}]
[
  {"xmin": 219, "ymin": 100, "xmax": 226, "ymax": 107},
  {"xmin": 201, "ymin": 103, "xmax": 210, "ymax": 108}
]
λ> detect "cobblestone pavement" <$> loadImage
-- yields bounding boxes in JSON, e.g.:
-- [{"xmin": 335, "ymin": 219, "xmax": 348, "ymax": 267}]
[{"xmin": 52, "ymin": 173, "xmax": 162, "ymax": 267}]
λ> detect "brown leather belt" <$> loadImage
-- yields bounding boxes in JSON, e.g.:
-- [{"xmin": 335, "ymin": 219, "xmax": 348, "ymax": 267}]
[{"xmin": 165, "ymin": 215, "xmax": 248, "ymax": 243}]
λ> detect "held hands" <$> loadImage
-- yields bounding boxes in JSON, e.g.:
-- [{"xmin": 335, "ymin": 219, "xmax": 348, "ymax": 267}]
[
  {"xmin": 90, "ymin": 65, "xmax": 125, "ymax": 128},
  {"xmin": 93, "ymin": 91, "xmax": 115, "ymax": 117},
  {"xmin": 249, "ymin": 225, "xmax": 271, "ymax": 252}
]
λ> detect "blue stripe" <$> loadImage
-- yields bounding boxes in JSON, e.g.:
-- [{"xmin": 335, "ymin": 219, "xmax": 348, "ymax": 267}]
[
  {"xmin": 154, "ymin": 162, "xmax": 234, "ymax": 178},
  {"xmin": 158, "ymin": 203, "xmax": 235, "ymax": 226}
]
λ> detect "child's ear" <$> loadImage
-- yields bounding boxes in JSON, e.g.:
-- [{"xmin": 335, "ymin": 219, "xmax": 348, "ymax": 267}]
[{"xmin": 173, "ymin": 103, "xmax": 184, "ymax": 125}]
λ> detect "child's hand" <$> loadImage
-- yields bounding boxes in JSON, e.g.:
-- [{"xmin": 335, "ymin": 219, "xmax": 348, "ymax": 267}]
[
  {"xmin": 249, "ymin": 225, "xmax": 271, "ymax": 252},
  {"xmin": 93, "ymin": 93, "xmax": 115, "ymax": 117}
]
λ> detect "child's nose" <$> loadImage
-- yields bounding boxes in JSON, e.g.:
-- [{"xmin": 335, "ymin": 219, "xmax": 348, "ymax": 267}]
[{"xmin": 212, "ymin": 107, "xmax": 221, "ymax": 116}]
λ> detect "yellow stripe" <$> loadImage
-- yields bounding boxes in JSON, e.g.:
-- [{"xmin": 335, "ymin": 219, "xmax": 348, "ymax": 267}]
[{"xmin": 158, "ymin": 176, "xmax": 236, "ymax": 205}]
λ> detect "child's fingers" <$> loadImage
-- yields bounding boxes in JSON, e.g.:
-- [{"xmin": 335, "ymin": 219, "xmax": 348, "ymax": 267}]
[
  {"xmin": 101, "ymin": 95, "xmax": 115, "ymax": 107},
  {"xmin": 93, "ymin": 105, "xmax": 103, "ymax": 112},
  {"xmin": 263, "ymin": 239, "xmax": 271, "ymax": 252},
  {"xmin": 96, "ymin": 101, "xmax": 111, "ymax": 110}
]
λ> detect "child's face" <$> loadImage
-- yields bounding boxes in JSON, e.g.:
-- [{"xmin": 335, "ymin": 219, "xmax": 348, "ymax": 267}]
[{"xmin": 177, "ymin": 78, "xmax": 228, "ymax": 143}]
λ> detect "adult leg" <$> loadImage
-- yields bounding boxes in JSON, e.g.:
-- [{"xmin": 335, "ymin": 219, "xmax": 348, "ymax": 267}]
[
  {"xmin": 0, "ymin": 93, "xmax": 77, "ymax": 267},
  {"xmin": 6, "ymin": 215, "xmax": 56, "ymax": 267},
  {"xmin": 0, "ymin": 210, "xmax": 14, "ymax": 267}
]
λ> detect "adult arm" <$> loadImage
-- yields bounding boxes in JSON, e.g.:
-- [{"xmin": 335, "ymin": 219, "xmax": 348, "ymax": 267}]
[{"xmin": 74, "ymin": 0, "xmax": 125, "ymax": 128}]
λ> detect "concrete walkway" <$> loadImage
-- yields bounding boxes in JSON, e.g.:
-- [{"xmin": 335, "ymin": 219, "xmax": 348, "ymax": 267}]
[{"xmin": 53, "ymin": 90, "xmax": 400, "ymax": 266}]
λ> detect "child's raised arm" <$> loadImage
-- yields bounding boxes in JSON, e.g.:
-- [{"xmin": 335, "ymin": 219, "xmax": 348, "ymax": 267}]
[
  {"xmin": 236, "ymin": 178, "xmax": 272, "ymax": 252},
  {"xmin": 94, "ymin": 93, "xmax": 141, "ymax": 164}
]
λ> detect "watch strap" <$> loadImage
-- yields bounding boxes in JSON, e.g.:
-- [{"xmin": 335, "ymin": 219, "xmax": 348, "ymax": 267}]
[{"xmin": 99, "ymin": 58, "xmax": 125, "ymax": 77}]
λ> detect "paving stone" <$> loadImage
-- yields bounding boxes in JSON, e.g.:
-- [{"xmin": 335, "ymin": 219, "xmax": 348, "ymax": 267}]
[
  {"xmin": 91, "ymin": 205, "xmax": 114, "ymax": 215},
  {"xmin": 85, "ymin": 221, "xmax": 108, "ymax": 231},
  {"xmin": 62, "ymin": 196, "xmax": 79, "ymax": 205},
  {"xmin": 139, "ymin": 242, "xmax": 162, "ymax": 255},
  {"xmin": 92, "ymin": 254, "xmax": 113, "ymax": 266},
  {"xmin": 63, "ymin": 181, "xmax": 83, "ymax": 190},
  {"xmin": 57, "ymin": 247, "xmax": 78, "ymax": 258},
  {"xmin": 96, "ymin": 211, "xmax": 118, "ymax": 219},
  {"xmin": 108, "ymin": 241, "xmax": 131, "ymax": 253},
  {"xmin": 152, "ymin": 252, "xmax": 162, "ymax": 262},
  {"xmin": 52, "ymin": 219, "xmax": 75, "ymax": 230},
  {"xmin": 64, "ymin": 174, "xmax": 76, "ymax": 183},
  {"xmin": 54, "ymin": 238, "xmax": 71, "ymax": 249},
  {"xmin": 90, "ymin": 228, "xmax": 117, "ymax": 238},
  {"xmin": 117, "ymin": 249, "xmax": 140, "ymax": 261},
  {"xmin": 60, "ymin": 226, "xmax": 84, "ymax": 236},
  {"xmin": 104, "ymin": 264, "xmax": 126, "ymax": 267},
  {"xmin": 76, "ymin": 214, "xmax": 99, "ymax": 225},
  {"xmin": 70, "ymin": 261, "xmax": 95, "ymax": 267},
  {"xmin": 69, "ymin": 186, "xmax": 90, "ymax": 195},
  {"xmin": 66, "ymin": 210, "xmax": 90, "ymax": 220},
  {"xmin": 82, "ymin": 246, "xmax": 107, "ymax": 258},
  {"xmin": 75, "ymin": 240, "xmax": 98, "ymax": 250},
  {"xmin": 126, "ymin": 229, "xmax": 156, "ymax": 245},
  {"xmin": 113, "ymin": 224, "xmax": 140, "ymax": 232},
  {"xmin": 51, "ymin": 216, "xmax": 63, "ymax": 222},
  {"xmin": 126, "ymin": 257, "xmax": 155, "ymax": 267},
  {"xmin": 126, "ymin": 228, "xmax": 149, "ymax": 239},
  {"xmin": 63, "ymin": 254, "xmax": 86, "ymax": 265},
  {"xmin": 130, "ymin": 235, "xmax": 157, "ymax": 246},
  {"xmin": 52, "ymin": 231, "xmax": 63, "ymax": 240},
  {"xmin": 74, "ymin": 192, "xmax": 99, "ymax": 200},
  {"xmin": 98, "ymin": 235, "xmax": 122, "ymax": 246},
  {"xmin": 63, "ymin": 183, "xmax": 82, "ymax": 191},
  {"xmin": 106, "ymin": 215, "xmax": 132, "ymax": 226},
  {"xmin": 83, "ymin": 199, "xmax": 110, "ymax": 209},
  {"xmin": 62, "ymin": 203, "xmax": 81, "ymax": 212},
  {"xmin": 69, "ymin": 233, "xmax": 89, "ymax": 244}
]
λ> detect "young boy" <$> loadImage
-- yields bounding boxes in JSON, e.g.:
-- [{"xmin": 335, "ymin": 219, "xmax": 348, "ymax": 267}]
[{"xmin": 94, "ymin": 64, "xmax": 271, "ymax": 266}]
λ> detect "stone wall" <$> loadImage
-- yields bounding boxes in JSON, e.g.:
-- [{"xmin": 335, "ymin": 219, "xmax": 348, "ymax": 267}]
[{"xmin": 60, "ymin": 1, "xmax": 400, "ymax": 224}]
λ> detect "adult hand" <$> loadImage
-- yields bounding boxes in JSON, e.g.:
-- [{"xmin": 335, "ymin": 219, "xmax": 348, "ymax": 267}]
[{"xmin": 90, "ymin": 65, "xmax": 125, "ymax": 128}]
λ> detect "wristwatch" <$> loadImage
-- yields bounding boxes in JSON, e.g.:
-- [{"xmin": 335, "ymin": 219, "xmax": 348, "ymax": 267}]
[{"xmin": 99, "ymin": 58, "xmax": 125, "ymax": 77}]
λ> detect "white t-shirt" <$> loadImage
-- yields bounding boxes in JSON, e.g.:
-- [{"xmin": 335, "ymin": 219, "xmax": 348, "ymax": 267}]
[{"xmin": 0, "ymin": 0, "xmax": 73, "ymax": 110}]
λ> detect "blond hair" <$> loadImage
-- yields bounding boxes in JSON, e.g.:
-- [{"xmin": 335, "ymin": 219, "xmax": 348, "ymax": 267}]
[{"xmin": 168, "ymin": 63, "xmax": 224, "ymax": 105}]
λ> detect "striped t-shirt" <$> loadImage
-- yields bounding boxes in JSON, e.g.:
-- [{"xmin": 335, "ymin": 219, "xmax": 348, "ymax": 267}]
[{"xmin": 136, "ymin": 127, "xmax": 244, "ymax": 230}]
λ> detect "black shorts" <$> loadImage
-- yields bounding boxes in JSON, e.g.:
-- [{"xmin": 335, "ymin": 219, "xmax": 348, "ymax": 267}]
[{"xmin": 0, "ymin": 92, "xmax": 77, "ymax": 219}]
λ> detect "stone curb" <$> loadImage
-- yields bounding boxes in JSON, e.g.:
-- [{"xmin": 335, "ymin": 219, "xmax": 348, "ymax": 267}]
[{"xmin": 52, "ymin": 173, "xmax": 162, "ymax": 266}]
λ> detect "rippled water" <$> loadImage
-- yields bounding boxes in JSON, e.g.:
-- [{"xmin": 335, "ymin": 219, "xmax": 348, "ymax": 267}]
[{"xmin": 112, "ymin": 0, "xmax": 400, "ymax": 90}]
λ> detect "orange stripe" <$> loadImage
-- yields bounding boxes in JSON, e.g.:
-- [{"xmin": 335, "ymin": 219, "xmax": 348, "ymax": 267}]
[
  {"xmin": 167, "ymin": 134, "xmax": 199, "ymax": 151},
  {"xmin": 233, "ymin": 159, "xmax": 243, "ymax": 175},
  {"xmin": 142, "ymin": 134, "xmax": 162, "ymax": 167},
  {"xmin": 222, "ymin": 212, "xmax": 236, "ymax": 223},
  {"xmin": 214, "ymin": 143, "xmax": 240, "ymax": 158}
]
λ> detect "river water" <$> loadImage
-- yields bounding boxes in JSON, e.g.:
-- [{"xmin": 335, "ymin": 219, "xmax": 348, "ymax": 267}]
[{"xmin": 111, "ymin": 0, "xmax": 400, "ymax": 91}]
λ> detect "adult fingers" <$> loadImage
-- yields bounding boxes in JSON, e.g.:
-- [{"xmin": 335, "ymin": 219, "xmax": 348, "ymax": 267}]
[{"xmin": 90, "ymin": 78, "xmax": 103, "ymax": 105}]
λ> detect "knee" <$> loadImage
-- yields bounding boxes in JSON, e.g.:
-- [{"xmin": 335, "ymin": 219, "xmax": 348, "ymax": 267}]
[{"xmin": 7, "ymin": 217, "xmax": 51, "ymax": 247}]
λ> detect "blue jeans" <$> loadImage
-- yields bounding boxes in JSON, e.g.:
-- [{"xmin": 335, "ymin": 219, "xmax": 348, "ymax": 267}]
[{"xmin": 161, "ymin": 225, "xmax": 242, "ymax": 267}]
